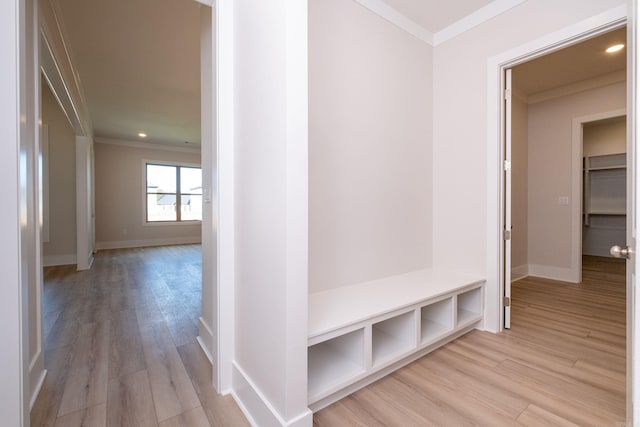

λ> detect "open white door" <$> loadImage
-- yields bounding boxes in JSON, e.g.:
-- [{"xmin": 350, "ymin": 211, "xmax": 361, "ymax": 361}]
[{"xmin": 503, "ymin": 68, "xmax": 513, "ymax": 329}]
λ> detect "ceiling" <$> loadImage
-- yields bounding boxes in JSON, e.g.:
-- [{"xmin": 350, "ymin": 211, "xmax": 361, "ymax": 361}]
[
  {"xmin": 381, "ymin": 0, "xmax": 494, "ymax": 33},
  {"xmin": 513, "ymin": 27, "xmax": 626, "ymax": 96},
  {"xmin": 54, "ymin": 0, "xmax": 201, "ymax": 146},
  {"xmin": 52, "ymin": 1, "xmax": 626, "ymax": 148}
]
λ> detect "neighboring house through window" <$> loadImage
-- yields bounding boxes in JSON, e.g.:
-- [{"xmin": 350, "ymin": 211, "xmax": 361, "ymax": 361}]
[{"xmin": 146, "ymin": 162, "xmax": 202, "ymax": 222}]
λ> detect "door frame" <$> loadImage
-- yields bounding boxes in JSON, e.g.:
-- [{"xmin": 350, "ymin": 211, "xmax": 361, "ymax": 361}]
[
  {"xmin": 572, "ymin": 108, "xmax": 627, "ymax": 263},
  {"xmin": 486, "ymin": 2, "xmax": 629, "ymax": 419},
  {"xmin": 485, "ymin": 4, "xmax": 626, "ymax": 331}
]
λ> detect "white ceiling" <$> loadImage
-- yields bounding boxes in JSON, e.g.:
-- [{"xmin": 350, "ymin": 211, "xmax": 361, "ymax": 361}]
[
  {"xmin": 381, "ymin": 0, "xmax": 494, "ymax": 33},
  {"xmin": 513, "ymin": 27, "xmax": 626, "ymax": 96},
  {"xmin": 54, "ymin": 0, "xmax": 201, "ymax": 146},
  {"xmin": 52, "ymin": 1, "xmax": 626, "ymax": 148}
]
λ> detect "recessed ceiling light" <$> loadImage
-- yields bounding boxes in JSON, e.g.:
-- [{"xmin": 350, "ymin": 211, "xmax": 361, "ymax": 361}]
[
  {"xmin": 138, "ymin": 132, "xmax": 147, "ymax": 138},
  {"xmin": 606, "ymin": 44, "xmax": 625, "ymax": 53}
]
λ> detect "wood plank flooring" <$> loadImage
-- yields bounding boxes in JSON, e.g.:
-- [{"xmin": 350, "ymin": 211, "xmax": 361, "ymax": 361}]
[
  {"xmin": 31, "ymin": 245, "xmax": 249, "ymax": 427},
  {"xmin": 314, "ymin": 256, "xmax": 627, "ymax": 426},
  {"xmin": 33, "ymin": 247, "xmax": 626, "ymax": 426}
]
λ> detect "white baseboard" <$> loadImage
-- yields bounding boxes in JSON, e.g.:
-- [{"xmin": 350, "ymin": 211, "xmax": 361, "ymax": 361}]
[
  {"xmin": 511, "ymin": 264, "xmax": 529, "ymax": 282},
  {"xmin": 582, "ymin": 247, "xmax": 614, "ymax": 258},
  {"xmin": 95, "ymin": 236, "xmax": 201, "ymax": 250},
  {"xmin": 232, "ymin": 362, "xmax": 313, "ymax": 427},
  {"xmin": 528, "ymin": 264, "xmax": 578, "ymax": 283},
  {"xmin": 197, "ymin": 317, "xmax": 215, "ymax": 366},
  {"xmin": 43, "ymin": 253, "xmax": 76, "ymax": 267},
  {"xmin": 29, "ymin": 350, "xmax": 46, "ymax": 410}
]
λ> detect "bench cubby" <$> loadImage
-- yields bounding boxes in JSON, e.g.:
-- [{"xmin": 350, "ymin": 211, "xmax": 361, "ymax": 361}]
[{"xmin": 308, "ymin": 269, "xmax": 484, "ymax": 411}]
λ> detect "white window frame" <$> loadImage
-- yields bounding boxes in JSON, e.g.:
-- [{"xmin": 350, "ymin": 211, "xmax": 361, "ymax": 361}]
[{"xmin": 142, "ymin": 159, "xmax": 202, "ymax": 226}]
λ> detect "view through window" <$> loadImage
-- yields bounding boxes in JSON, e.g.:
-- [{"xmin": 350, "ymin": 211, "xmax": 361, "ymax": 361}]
[{"xmin": 146, "ymin": 163, "xmax": 202, "ymax": 222}]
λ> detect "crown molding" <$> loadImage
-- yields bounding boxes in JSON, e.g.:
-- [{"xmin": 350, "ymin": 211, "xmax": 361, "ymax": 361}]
[
  {"xmin": 433, "ymin": 0, "xmax": 528, "ymax": 46},
  {"xmin": 352, "ymin": 0, "xmax": 433, "ymax": 44},
  {"xmin": 527, "ymin": 70, "xmax": 626, "ymax": 105},
  {"xmin": 94, "ymin": 136, "xmax": 201, "ymax": 154},
  {"xmin": 352, "ymin": 0, "xmax": 529, "ymax": 47}
]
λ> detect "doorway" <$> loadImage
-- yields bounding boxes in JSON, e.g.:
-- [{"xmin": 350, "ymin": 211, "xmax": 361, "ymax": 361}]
[{"xmin": 497, "ymin": 21, "xmax": 631, "ymax": 421}]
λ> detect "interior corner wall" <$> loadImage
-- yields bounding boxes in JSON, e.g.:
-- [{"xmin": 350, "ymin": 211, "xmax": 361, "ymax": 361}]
[
  {"xmin": 510, "ymin": 93, "xmax": 528, "ymax": 278},
  {"xmin": 94, "ymin": 141, "xmax": 202, "ymax": 249},
  {"xmin": 527, "ymin": 82, "xmax": 626, "ymax": 272},
  {"xmin": 308, "ymin": 0, "xmax": 433, "ymax": 293},
  {"xmin": 432, "ymin": 0, "xmax": 626, "ymax": 276},
  {"xmin": 42, "ymin": 81, "xmax": 77, "ymax": 266}
]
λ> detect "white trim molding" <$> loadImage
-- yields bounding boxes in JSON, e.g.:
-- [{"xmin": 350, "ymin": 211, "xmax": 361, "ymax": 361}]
[
  {"xmin": 95, "ymin": 137, "xmax": 201, "ymax": 154},
  {"xmin": 231, "ymin": 362, "xmax": 313, "ymax": 427},
  {"xmin": 43, "ymin": 254, "xmax": 77, "ymax": 267},
  {"xmin": 351, "ymin": 0, "xmax": 528, "ymax": 46},
  {"xmin": 351, "ymin": 0, "xmax": 433, "ymax": 44},
  {"xmin": 95, "ymin": 236, "xmax": 202, "ymax": 251},
  {"xmin": 197, "ymin": 317, "xmax": 215, "ymax": 364},
  {"xmin": 528, "ymin": 265, "xmax": 577, "ymax": 283},
  {"xmin": 433, "ymin": 0, "xmax": 528, "ymax": 45},
  {"xmin": 511, "ymin": 264, "xmax": 529, "ymax": 282}
]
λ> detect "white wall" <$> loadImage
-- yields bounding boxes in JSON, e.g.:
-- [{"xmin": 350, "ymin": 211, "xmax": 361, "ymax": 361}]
[
  {"xmin": 94, "ymin": 139, "xmax": 202, "ymax": 249},
  {"xmin": 527, "ymin": 82, "xmax": 626, "ymax": 272},
  {"xmin": 308, "ymin": 0, "xmax": 433, "ymax": 293},
  {"xmin": 584, "ymin": 117, "xmax": 627, "ymax": 156},
  {"xmin": 433, "ymin": 0, "xmax": 626, "ymax": 278},
  {"xmin": 511, "ymin": 92, "xmax": 528, "ymax": 278},
  {"xmin": 232, "ymin": 0, "xmax": 311, "ymax": 425},
  {"xmin": 42, "ymin": 81, "xmax": 77, "ymax": 266}
]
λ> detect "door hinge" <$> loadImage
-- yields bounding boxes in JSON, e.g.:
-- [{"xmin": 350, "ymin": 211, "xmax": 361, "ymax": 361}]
[
  {"xmin": 503, "ymin": 229, "xmax": 511, "ymax": 240},
  {"xmin": 504, "ymin": 89, "xmax": 512, "ymax": 101},
  {"xmin": 504, "ymin": 160, "xmax": 511, "ymax": 171},
  {"xmin": 503, "ymin": 296, "xmax": 511, "ymax": 307}
]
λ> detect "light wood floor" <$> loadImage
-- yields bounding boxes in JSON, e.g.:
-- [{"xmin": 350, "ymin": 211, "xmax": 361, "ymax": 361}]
[
  {"xmin": 314, "ymin": 255, "xmax": 627, "ymax": 426},
  {"xmin": 31, "ymin": 245, "xmax": 249, "ymax": 427},
  {"xmin": 33, "ymin": 248, "xmax": 626, "ymax": 426}
]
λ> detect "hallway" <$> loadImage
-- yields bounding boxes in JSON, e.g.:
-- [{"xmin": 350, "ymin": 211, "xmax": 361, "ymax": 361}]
[{"xmin": 31, "ymin": 245, "xmax": 247, "ymax": 427}]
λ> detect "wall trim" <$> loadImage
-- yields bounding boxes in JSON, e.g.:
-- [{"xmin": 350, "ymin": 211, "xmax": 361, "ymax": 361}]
[
  {"xmin": 351, "ymin": 0, "xmax": 528, "ymax": 47},
  {"xmin": 433, "ymin": 0, "xmax": 528, "ymax": 46},
  {"xmin": 511, "ymin": 264, "xmax": 529, "ymax": 282},
  {"xmin": 197, "ymin": 317, "xmax": 214, "ymax": 365},
  {"xmin": 28, "ymin": 350, "xmax": 46, "ymax": 411},
  {"xmin": 528, "ymin": 265, "xmax": 577, "ymax": 283},
  {"xmin": 95, "ymin": 236, "xmax": 201, "ymax": 251},
  {"xmin": 95, "ymin": 136, "xmax": 201, "ymax": 154},
  {"xmin": 231, "ymin": 362, "xmax": 313, "ymax": 427},
  {"xmin": 351, "ymin": 0, "xmax": 433, "ymax": 44},
  {"xmin": 43, "ymin": 253, "xmax": 76, "ymax": 267},
  {"xmin": 528, "ymin": 70, "xmax": 626, "ymax": 104}
]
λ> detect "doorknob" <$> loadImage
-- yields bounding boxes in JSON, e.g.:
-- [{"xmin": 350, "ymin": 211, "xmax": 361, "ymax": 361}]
[{"xmin": 610, "ymin": 245, "xmax": 631, "ymax": 259}]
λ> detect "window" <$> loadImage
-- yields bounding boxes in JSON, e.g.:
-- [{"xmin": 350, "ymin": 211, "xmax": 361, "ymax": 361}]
[{"xmin": 146, "ymin": 163, "xmax": 202, "ymax": 222}]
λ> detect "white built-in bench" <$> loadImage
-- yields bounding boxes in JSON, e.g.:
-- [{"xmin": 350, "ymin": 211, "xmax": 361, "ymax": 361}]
[{"xmin": 308, "ymin": 269, "xmax": 485, "ymax": 411}]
